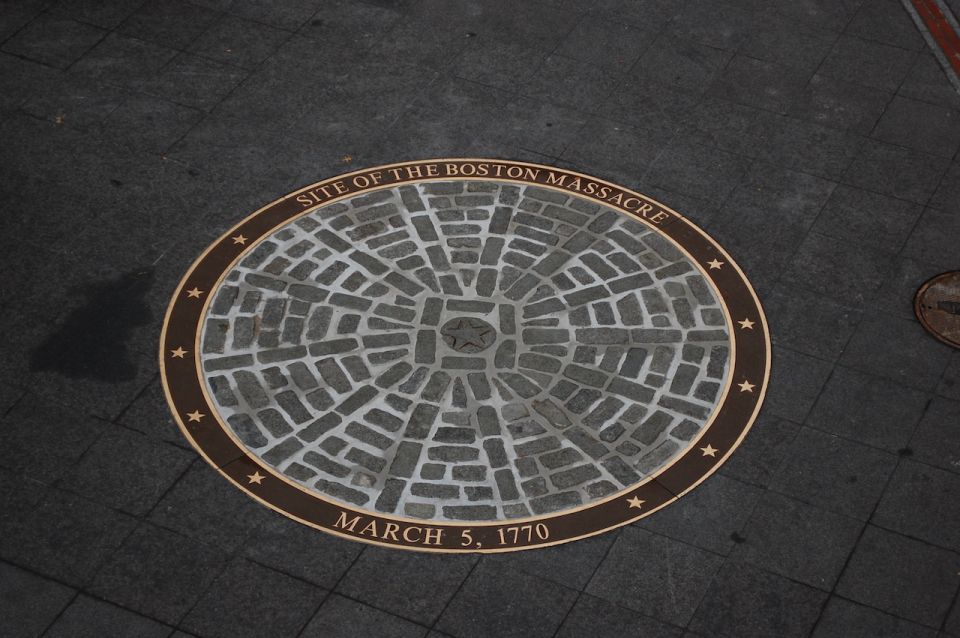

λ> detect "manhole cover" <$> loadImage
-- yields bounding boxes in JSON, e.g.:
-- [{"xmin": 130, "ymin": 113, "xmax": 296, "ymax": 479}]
[
  {"xmin": 915, "ymin": 271, "xmax": 960, "ymax": 349},
  {"xmin": 161, "ymin": 159, "xmax": 770, "ymax": 552}
]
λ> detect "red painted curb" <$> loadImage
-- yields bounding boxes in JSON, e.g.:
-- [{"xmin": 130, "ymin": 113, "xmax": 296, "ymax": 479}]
[{"xmin": 912, "ymin": 0, "xmax": 960, "ymax": 77}]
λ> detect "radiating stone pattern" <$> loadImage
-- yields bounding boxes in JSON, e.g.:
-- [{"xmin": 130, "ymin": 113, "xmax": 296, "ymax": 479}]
[{"xmin": 199, "ymin": 181, "xmax": 731, "ymax": 522}]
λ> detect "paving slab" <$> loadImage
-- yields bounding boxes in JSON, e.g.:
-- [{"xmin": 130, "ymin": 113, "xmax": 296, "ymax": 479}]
[{"xmin": 2, "ymin": 0, "xmax": 960, "ymax": 634}]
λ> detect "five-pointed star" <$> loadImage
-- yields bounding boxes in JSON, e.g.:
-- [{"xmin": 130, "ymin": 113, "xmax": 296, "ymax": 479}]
[
  {"xmin": 445, "ymin": 319, "xmax": 492, "ymax": 350},
  {"xmin": 170, "ymin": 347, "xmax": 188, "ymax": 358},
  {"xmin": 232, "ymin": 234, "xmax": 247, "ymax": 245},
  {"xmin": 700, "ymin": 444, "xmax": 719, "ymax": 457},
  {"xmin": 247, "ymin": 471, "xmax": 265, "ymax": 485},
  {"xmin": 626, "ymin": 495, "xmax": 645, "ymax": 509},
  {"xmin": 186, "ymin": 410, "xmax": 205, "ymax": 423},
  {"xmin": 738, "ymin": 318, "xmax": 755, "ymax": 330},
  {"xmin": 707, "ymin": 259, "xmax": 724, "ymax": 270},
  {"xmin": 186, "ymin": 287, "xmax": 203, "ymax": 298},
  {"xmin": 738, "ymin": 380, "xmax": 756, "ymax": 393}
]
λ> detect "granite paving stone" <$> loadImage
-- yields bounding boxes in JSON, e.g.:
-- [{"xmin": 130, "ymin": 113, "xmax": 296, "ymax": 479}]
[
  {"xmin": 3, "ymin": 0, "xmax": 960, "ymax": 634},
  {"xmin": 806, "ymin": 366, "xmax": 930, "ymax": 452},
  {"xmin": 903, "ymin": 205, "xmax": 960, "ymax": 270},
  {"xmin": 762, "ymin": 347, "xmax": 834, "ymax": 424},
  {"xmin": 739, "ymin": 11, "xmax": 837, "ymax": 74},
  {"xmin": 71, "ymin": 32, "xmax": 179, "ymax": 87},
  {"xmin": 706, "ymin": 55, "xmax": 809, "ymax": 115},
  {"xmin": 908, "ymin": 397, "xmax": 960, "ymax": 474},
  {"xmin": 770, "ymin": 0, "xmax": 864, "ymax": 31},
  {"xmin": 187, "ymin": 14, "xmax": 291, "ymax": 69},
  {"xmin": 562, "ymin": 116, "xmax": 672, "ymax": 186},
  {"xmin": 688, "ymin": 561, "xmax": 827, "ymax": 638},
  {"xmin": 769, "ymin": 426, "xmax": 897, "ymax": 520},
  {"xmin": 118, "ymin": 378, "xmax": 195, "ymax": 447},
  {"xmin": 718, "ymin": 414, "xmax": 801, "ymax": 487},
  {"xmin": 556, "ymin": 15, "xmax": 655, "ymax": 72},
  {"xmin": 452, "ymin": 39, "xmax": 545, "ymax": 90},
  {"xmin": 644, "ymin": 136, "xmax": 752, "ymax": 201},
  {"xmin": 0, "ymin": 1, "xmax": 56, "ymax": 41},
  {"xmin": 842, "ymin": 138, "xmax": 950, "ymax": 204},
  {"xmin": 521, "ymin": 54, "xmax": 618, "ymax": 111},
  {"xmin": 117, "ymin": 0, "xmax": 219, "ymax": 50},
  {"xmin": 670, "ymin": 0, "xmax": 759, "ymax": 49},
  {"xmin": 637, "ymin": 473, "xmax": 762, "ymax": 555},
  {"xmin": 787, "ymin": 73, "xmax": 891, "ymax": 135},
  {"xmin": 731, "ymin": 491, "xmax": 863, "ymax": 590},
  {"xmin": 899, "ymin": 51, "xmax": 960, "ymax": 109},
  {"xmin": 633, "ymin": 34, "xmax": 733, "ymax": 94},
  {"xmin": 763, "ymin": 284, "xmax": 862, "ymax": 362},
  {"xmin": 89, "ymin": 522, "xmax": 230, "ymax": 625},
  {"xmin": 300, "ymin": 594, "xmax": 427, "ymax": 638},
  {"xmin": 484, "ymin": 531, "xmax": 616, "ymax": 590},
  {"xmin": 871, "ymin": 95, "xmax": 960, "ymax": 158},
  {"xmin": 810, "ymin": 184, "xmax": 924, "ymax": 253},
  {"xmin": 587, "ymin": 527, "xmax": 725, "ymax": 626},
  {"xmin": 555, "ymin": 594, "xmax": 682, "ymax": 638},
  {"xmin": 940, "ymin": 352, "xmax": 960, "ymax": 401},
  {"xmin": 839, "ymin": 314, "xmax": 954, "ymax": 391},
  {"xmin": 0, "ymin": 395, "xmax": 105, "ymax": 485},
  {"xmin": 44, "ymin": 594, "xmax": 172, "ymax": 638},
  {"xmin": 836, "ymin": 525, "xmax": 960, "ymax": 628},
  {"xmin": 818, "ymin": 34, "xmax": 918, "ymax": 92},
  {"xmin": 811, "ymin": 596, "xmax": 939, "ymax": 638},
  {"xmin": 931, "ymin": 161, "xmax": 960, "ymax": 210},
  {"xmin": 337, "ymin": 547, "xmax": 477, "ymax": 625},
  {"xmin": 751, "ymin": 111, "xmax": 863, "ymax": 180},
  {"xmin": 84, "ymin": 90, "xmax": 206, "ymax": 153},
  {"xmin": 846, "ymin": 0, "xmax": 926, "ymax": 51},
  {"xmin": 20, "ymin": 72, "xmax": 128, "ymax": 131},
  {"xmin": 436, "ymin": 561, "xmax": 578, "ymax": 638},
  {"xmin": 137, "ymin": 53, "xmax": 248, "ymax": 111},
  {"xmin": 242, "ymin": 512, "xmax": 362, "ymax": 588},
  {"xmin": 224, "ymin": 1, "xmax": 321, "ymax": 31},
  {"xmin": 781, "ymin": 231, "xmax": 893, "ymax": 305},
  {"xmin": 947, "ymin": 597, "xmax": 960, "ymax": 636},
  {"xmin": 1, "ymin": 14, "xmax": 106, "ymax": 69},
  {"xmin": 58, "ymin": 428, "xmax": 194, "ymax": 516},
  {"xmin": 148, "ymin": 462, "xmax": 274, "ymax": 551},
  {"xmin": 874, "ymin": 459, "xmax": 960, "ymax": 552},
  {"xmin": 0, "ymin": 561, "xmax": 76, "ymax": 638},
  {"xmin": 181, "ymin": 558, "xmax": 327, "ymax": 638},
  {"xmin": 708, "ymin": 163, "xmax": 837, "ymax": 295},
  {"xmin": 0, "ymin": 489, "xmax": 137, "ymax": 587}
]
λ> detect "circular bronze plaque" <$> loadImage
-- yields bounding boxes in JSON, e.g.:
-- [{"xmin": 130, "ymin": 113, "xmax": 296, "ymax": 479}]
[
  {"xmin": 915, "ymin": 271, "xmax": 960, "ymax": 349},
  {"xmin": 160, "ymin": 159, "xmax": 771, "ymax": 553}
]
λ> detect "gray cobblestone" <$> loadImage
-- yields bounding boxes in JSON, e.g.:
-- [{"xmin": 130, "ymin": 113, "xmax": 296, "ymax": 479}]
[
  {"xmin": 452, "ymin": 465, "xmax": 487, "ymax": 481},
  {"xmin": 201, "ymin": 179, "xmax": 732, "ymax": 521},
  {"xmin": 427, "ymin": 445, "xmax": 479, "ymax": 462}
]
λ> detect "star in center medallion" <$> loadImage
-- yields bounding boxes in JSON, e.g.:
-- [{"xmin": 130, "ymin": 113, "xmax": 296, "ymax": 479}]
[{"xmin": 440, "ymin": 316, "xmax": 498, "ymax": 353}]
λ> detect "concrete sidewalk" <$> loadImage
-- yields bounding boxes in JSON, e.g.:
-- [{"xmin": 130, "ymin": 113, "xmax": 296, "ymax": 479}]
[{"xmin": 1, "ymin": 0, "xmax": 960, "ymax": 636}]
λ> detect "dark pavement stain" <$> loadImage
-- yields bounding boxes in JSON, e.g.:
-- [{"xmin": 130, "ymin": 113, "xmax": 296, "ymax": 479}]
[{"xmin": 30, "ymin": 268, "xmax": 154, "ymax": 382}]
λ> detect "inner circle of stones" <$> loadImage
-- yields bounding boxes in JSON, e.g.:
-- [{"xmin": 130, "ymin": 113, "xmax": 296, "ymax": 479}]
[{"xmin": 200, "ymin": 180, "xmax": 731, "ymax": 523}]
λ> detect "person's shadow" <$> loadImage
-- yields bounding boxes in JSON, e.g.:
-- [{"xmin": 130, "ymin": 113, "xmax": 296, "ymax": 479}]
[{"xmin": 31, "ymin": 268, "xmax": 154, "ymax": 382}]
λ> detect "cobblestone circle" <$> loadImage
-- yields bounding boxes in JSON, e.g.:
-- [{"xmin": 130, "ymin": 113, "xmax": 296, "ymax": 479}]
[{"xmin": 199, "ymin": 181, "xmax": 731, "ymax": 522}]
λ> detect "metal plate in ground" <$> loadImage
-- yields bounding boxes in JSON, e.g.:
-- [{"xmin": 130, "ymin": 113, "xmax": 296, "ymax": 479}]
[
  {"xmin": 915, "ymin": 271, "xmax": 960, "ymax": 349},
  {"xmin": 160, "ymin": 159, "xmax": 771, "ymax": 552}
]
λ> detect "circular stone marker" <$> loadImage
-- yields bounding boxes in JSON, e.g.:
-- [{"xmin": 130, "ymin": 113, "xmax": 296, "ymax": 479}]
[
  {"xmin": 915, "ymin": 271, "xmax": 960, "ymax": 349},
  {"xmin": 161, "ymin": 159, "xmax": 770, "ymax": 553}
]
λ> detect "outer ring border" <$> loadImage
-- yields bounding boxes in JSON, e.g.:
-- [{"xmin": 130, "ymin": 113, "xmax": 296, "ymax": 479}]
[
  {"xmin": 159, "ymin": 158, "xmax": 772, "ymax": 553},
  {"xmin": 914, "ymin": 271, "xmax": 960, "ymax": 349}
]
